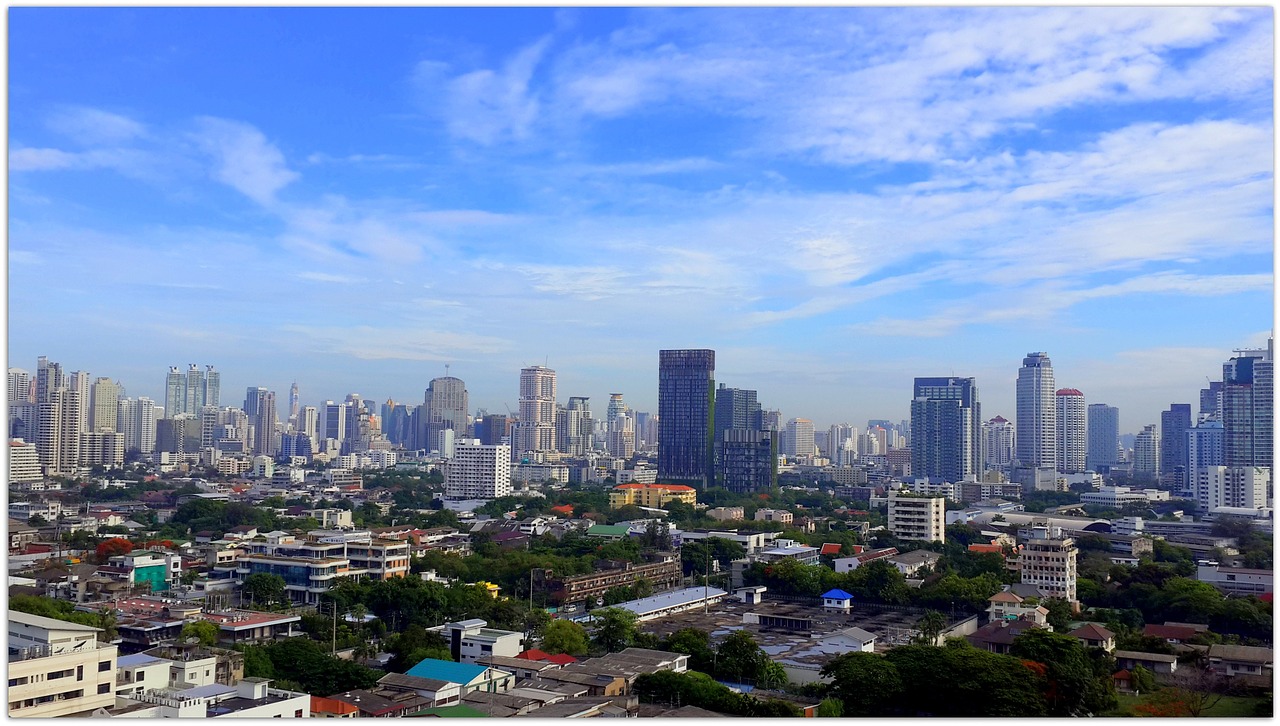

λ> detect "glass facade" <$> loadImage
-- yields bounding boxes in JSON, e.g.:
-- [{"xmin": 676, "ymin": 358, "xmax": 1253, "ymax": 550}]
[{"xmin": 657, "ymin": 349, "xmax": 716, "ymax": 486}]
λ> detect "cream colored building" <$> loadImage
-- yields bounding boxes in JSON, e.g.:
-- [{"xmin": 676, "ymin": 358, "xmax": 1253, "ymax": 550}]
[
  {"xmin": 754, "ymin": 508, "xmax": 793, "ymax": 524},
  {"xmin": 9, "ymin": 611, "xmax": 118, "ymax": 717},
  {"xmin": 608, "ymin": 483, "xmax": 697, "ymax": 509},
  {"xmin": 887, "ymin": 491, "xmax": 945, "ymax": 543},
  {"xmin": 1019, "ymin": 524, "xmax": 1078, "ymax": 604}
]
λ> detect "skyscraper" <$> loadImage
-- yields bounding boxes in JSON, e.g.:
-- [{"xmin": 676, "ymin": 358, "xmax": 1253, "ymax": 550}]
[
  {"xmin": 289, "ymin": 381, "xmax": 301, "ymax": 424},
  {"xmin": 1133, "ymin": 424, "xmax": 1160, "ymax": 476},
  {"xmin": 203, "ymin": 366, "xmax": 220, "ymax": 410},
  {"xmin": 118, "ymin": 397, "xmax": 159, "ymax": 454},
  {"xmin": 425, "ymin": 376, "xmax": 470, "ymax": 455},
  {"xmin": 1160, "ymin": 403, "xmax": 1193, "ymax": 488},
  {"xmin": 90, "ymin": 377, "xmax": 123, "ymax": 432},
  {"xmin": 982, "ymin": 416, "xmax": 1015, "ymax": 469},
  {"xmin": 713, "ymin": 385, "xmax": 763, "ymax": 439},
  {"xmin": 658, "ymin": 349, "xmax": 716, "ymax": 486},
  {"xmin": 8, "ymin": 368, "xmax": 31, "ymax": 404},
  {"xmin": 719, "ymin": 428, "xmax": 777, "ymax": 493},
  {"xmin": 784, "ymin": 418, "xmax": 816, "ymax": 459},
  {"xmin": 1086, "ymin": 404, "xmax": 1119, "ymax": 472},
  {"xmin": 911, "ymin": 377, "xmax": 982, "ymax": 483},
  {"xmin": 1222, "ymin": 340, "xmax": 1274, "ymax": 469},
  {"xmin": 1015, "ymin": 352, "xmax": 1057, "ymax": 470},
  {"xmin": 184, "ymin": 364, "xmax": 204, "ymax": 413},
  {"xmin": 1055, "ymin": 388, "xmax": 1086, "ymax": 474},
  {"xmin": 606, "ymin": 393, "xmax": 628, "ymax": 431},
  {"xmin": 164, "ymin": 366, "xmax": 184, "ymax": 418},
  {"xmin": 556, "ymin": 396, "xmax": 592, "ymax": 455},
  {"xmin": 515, "ymin": 366, "xmax": 557, "ymax": 457},
  {"xmin": 253, "ymin": 390, "xmax": 277, "ymax": 457}
]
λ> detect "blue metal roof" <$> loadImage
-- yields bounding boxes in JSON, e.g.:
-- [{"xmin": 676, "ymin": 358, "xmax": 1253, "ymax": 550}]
[
  {"xmin": 821, "ymin": 589, "xmax": 854, "ymax": 600},
  {"xmin": 406, "ymin": 657, "xmax": 491, "ymax": 685}
]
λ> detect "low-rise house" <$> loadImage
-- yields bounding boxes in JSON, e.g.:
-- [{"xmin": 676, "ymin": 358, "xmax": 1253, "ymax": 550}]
[
  {"xmin": 986, "ymin": 591, "xmax": 1050, "ymax": 627},
  {"xmin": 475, "ymin": 655, "xmax": 564, "ymax": 680},
  {"xmin": 1207, "ymin": 644, "xmax": 1273, "ymax": 680},
  {"xmin": 966, "ymin": 618, "xmax": 1045, "ymax": 655},
  {"xmin": 818, "ymin": 626, "xmax": 877, "ymax": 654},
  {"xmin": 375, "ymin": 673, "xmax": 462, "ymax": 706},
  {"xmin": 888, "ymin": 549, "xmax": 941, "ymax": 577},
  {"xmin": 833, "ymin": 547, "xmax": 898, "ymax": 573},
  {"xmin": 405, "ymin": 658, "xmax": 516, "ymax": 694},
  {"xmin": 1068, "ymin": 623, "xmax": 1116, "ymax": 652},
  {"xmin": 1142, "ymin": 623, "xmax": 1201, "ymax": 645},
  {"xmin": 327, "ymin": 688, "xmax": 432, "ymax": 717},
  {"xmin": 1112, "ymin": 650, "xmax": 1179, "ymax": 677},
  {"xmin": 433, "ymin": 619, "xmax": 525, "ymax": 663},
  {"xmin": 309, "ymin": 695, "xmax": 359, "ymax": 718}
]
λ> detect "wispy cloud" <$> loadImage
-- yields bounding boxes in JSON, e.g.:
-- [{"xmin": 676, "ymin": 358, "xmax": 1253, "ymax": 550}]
[
  {"xmin": 46, "ymin": 105, "xmax": 147, "ymax": 145},
  {"xmin": 191, "ymin": 116, "xmax": 299, "ymax": 206}
]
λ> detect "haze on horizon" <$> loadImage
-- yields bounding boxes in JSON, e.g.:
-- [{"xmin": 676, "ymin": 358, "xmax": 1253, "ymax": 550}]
[{"xmin": 8, "ymin": 7, "xmax": 1274, "ymax": 434}]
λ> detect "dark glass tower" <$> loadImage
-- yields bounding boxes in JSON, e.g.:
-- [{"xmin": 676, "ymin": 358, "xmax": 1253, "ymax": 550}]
[
  {"xmin": 1160, "ymin": 403, "xmax": 1193, "ymax": 488},
  {"xmin": 910, "ymin": 377, "xmax": 981, "ymax": 484},
  {"xmin": 658, "ymin": 349, "xmax": 716, "ymax": 487}
]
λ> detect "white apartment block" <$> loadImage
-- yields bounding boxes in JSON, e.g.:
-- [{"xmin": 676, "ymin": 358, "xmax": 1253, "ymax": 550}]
[
  {"xmin": 445, "ymin": 441, "xmax": 512, "ymax": 500},
  {"xmin": 9, "ymin": 440, "xmax": 43, "ymax": 483},
  {"xmin": 1019, "ymin": 524, "xmax": 1078, "ymax": 604},
  {"xmin": 436, "ymin": 619, "xmax": 525, "ymax": 664},
  {"xmin": 887, "ymin": 491, "xmax": 945, "ymax": 543},
  {"xmin": 9, "ymin": 611, "xmax": 119, "ymax": 718},
  {"xmin": 1192, "ymin": 466, "xmax": 1269, "ymax": 512}
]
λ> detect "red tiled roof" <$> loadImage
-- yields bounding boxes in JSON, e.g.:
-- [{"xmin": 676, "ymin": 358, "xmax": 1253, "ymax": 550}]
[
  {"xmin": 820, "ymin": 543, "xmax": 842, "ymax": 556},
  {"xmin": 1143, "ymin": 624, "xmax": 1198, "ymax": 640},
  {"xmin": 311, "ymin": 696, "xmax": 359, "ymax": 716},
  {"xmin": 1113, "ymin": 670, "xmax": 1131, "ymax": 681},
  {"xmin": 1069, "ymin": 623, "xmax": 1115, "ymax": 641},
  {"xmin": 550, "ymin": 505, "xmax": 575, "ymax": 514},
  {"xmin": 517, "ymin": 649, "xmax": 551, "ymax": 661},
  {"xmin": 968, "ymin": 544, "xmax": 1005, "ymax": 555},
  {"xmin": 544, "ymin": 653, "xmax": 577, "ymax": 665},
  {"xmin": 1056, "ymin": 388, "xmax": 1084, "ymax": 397}
]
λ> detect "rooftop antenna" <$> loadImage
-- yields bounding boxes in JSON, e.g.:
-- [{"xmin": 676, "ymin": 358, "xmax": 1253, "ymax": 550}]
[{"xmin": 445, "ymin": 363, "xmax": 450, "ymax": 377}]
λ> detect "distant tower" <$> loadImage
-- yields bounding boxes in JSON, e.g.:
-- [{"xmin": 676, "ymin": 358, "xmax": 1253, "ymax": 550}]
[
  {"xmin": 90, "ymin": 377, "xmax": 123, "ymax": 432},
  {"xmin": 982, "ymin": 416, "xmax": 1015, "ymax": 469},
  {"xmin": 1055, "ymin": 388, "xmax": 1086, "ymax": 474},
  {"xmin": 204, "ymin": 366, "xmax": 220, "ymax": 409},
  {"xmin": 515, "ymin": 366, "xmax": 557, "ymax": 458},
  {"xmin": 185, "ymin": 364, "xmax": 205, "ymax": 413},
  {"xmin": 1016, "ymin": 353, "xmax": 1057, "ymax": 470},
  {"xmin": 1086, "ymin": 404, "xmax": 1119, "ymax": 472},
  {"xmin": 657, "ymin": 349, "xmax": 716, "ymax": 486},
  {"xmin": 289, "ymin": 381, "xmax": 301, "ymax": 423},
  {"xmin": 911, "ymin": 377, "xmax": 982, "ymax": 483},
  {"xmin": 784, "ymin": 418, "xmax": 816, "ymax": 460},
  {"xmin": 1222, "ymin": 339, "xmax": 1273, "ymax": 468},
  {"xmin": 1133, "ymin": 424, "xmax": 1160, "ymax": 476},
  {"xmin": 425, "ymin": 376, "xmax": 469, "ymax": 455},
  {"xmin": 1160, "ymin": 403, "xmax": 1193, "ymax": 488}
]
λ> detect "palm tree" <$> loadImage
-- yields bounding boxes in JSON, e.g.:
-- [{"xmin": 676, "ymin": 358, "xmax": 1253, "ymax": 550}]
[{"xmin": 914, "ymin": 610, "xmax": 948, "ymax": 645}]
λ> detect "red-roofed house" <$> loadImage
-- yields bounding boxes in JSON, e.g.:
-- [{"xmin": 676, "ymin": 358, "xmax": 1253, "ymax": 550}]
[
  {"xmin": 1143, "ymin": 624, "xmax": 1200, "ymax": 645},
  {"xmin": 1112, "ymin": 669, "xmax": 1135, "ymax": 693},
  {"xmin": 550, "ymin": 504, "xmax": 575, "ymax": 516},
  {"xmin": 820, "ymin": 543, "xmax": 843, "ymax": 556},
  {"xmin": 516, "ymin": 648, "xmax": 577, "ymax": 666}
]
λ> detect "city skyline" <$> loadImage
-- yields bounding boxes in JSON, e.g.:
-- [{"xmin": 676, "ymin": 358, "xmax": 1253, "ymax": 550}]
[{"xmin": 9, "ymin": 7, "xmax": 1274, "ymax": 433}]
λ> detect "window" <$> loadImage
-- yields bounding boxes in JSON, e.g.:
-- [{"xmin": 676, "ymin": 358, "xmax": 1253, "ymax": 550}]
[
  {"xmin": 295, "ymin": 710, "xmax": 304, "ymax": 717},
  {"xmin": 98, "ymin": 661, "xmax": 111, "ymax": 672},
  {"xmin": 98, "ymin": 684, "xmax": 111, "ymax": 694},
  {"xmin": 9, "ymin": 677, "xmax": 28, "ymax": 687}
]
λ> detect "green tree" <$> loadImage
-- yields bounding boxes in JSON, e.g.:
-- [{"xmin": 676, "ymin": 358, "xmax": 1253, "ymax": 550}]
[
  {"xmin": 1128, "ymin": 664, "xmax": 1156, "ymax": 694},
  {"xmin": 590, "ymin": 608, "xmax": 639, "ymax": 653},
  {"xmin": 242, "ymin": 572, "xmax": 288, "ymax": 608},
  {"xmin": 662, "ymin": 627, "xmax": 715, "ymax": 673},
  {"xmin": 714, "ymin": 630, "xmax": 780, "ymax": 686},
  {"xmin": 1010, "ymin": 627, "xmax": 1116, "ymax": 715},
  {"xmin": 541, "ymin": 619, "xmax": 590, "ymax": 656},
  {"xmin": 914, "ymin": 610, "xmax": 948, "ymax": 645},
  {"xmin": 1041, "ymin": 597, "xmax": 1075, "ymax": 632},
  {"xmin": 821, "ymin": 652, "xmax": 902, "ymax": 716},
  {"xmin": 181, "ymin": 620, "xmax": 220, "ymax": 646},
  {"xmin": 815, "ymin": 698, "xmax": 844, "ymax": 718}
]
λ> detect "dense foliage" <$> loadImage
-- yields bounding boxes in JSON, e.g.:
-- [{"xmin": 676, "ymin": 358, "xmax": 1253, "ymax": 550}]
[
  {"xmin": 634, "ymin": 670, "xmax": 802, "ymax": 717},
  {"xmin": 240, "ymin": 638, "xmax": 379, "ymax": 695}
]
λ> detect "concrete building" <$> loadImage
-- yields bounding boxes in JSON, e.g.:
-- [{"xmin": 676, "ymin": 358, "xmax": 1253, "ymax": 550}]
[
  {"xmin": 657, "ymin": 349, "xmax": 716, "ymax": 487},
  {"xmin": 424, "ymin": 376, "xmax": 469, "ymax": 456},
  {"xmin": 1161, "ymin": 403, "xmax": 1193, "ymax": 489},
  {"xmin": 1197, "ymin": 561, "xmax": 1272, "ymax": 597},
  {"xmin": 1019, "ymin": 524, "xmax": 1078, "ymax": 605},
  {"xmin": 515, "ymin": 366, "xmax": 557, "ymax": 458},
  {"xmin": 608, "ymin": 483, "xmax": 696, "ymax": 510},
  {"xmin": 887, "ymin": 491, "xmax": 945, "ymax": 543},
  {"xmin": 9, "ymin": 439, "xmax": 43, "ymax": 483},
  {"xmin": 1086, "ymin": 403, "xmax": 1119, "ymax": 472},
  {"xmin": 436, "ymin": 620, "xmax": 525, "ymax": 664},
  {"xmin": 754, "ymin": 508, "xmax": 793, "ymax": 524},
  {"xmin": 1192, "ymin": 466, "xmax": 1269, "ymax": 512},
  {"xmin": 911, "ymin": 377, "xmax": 981, "ymax": 483},
  {"xmin": 783, "ymin": 418, "xmax": 816, "ymax": 460},
  {"xmin": 9, "ymin": 611, "xmax": 119, "ymax": 717},
  {"xmin": 1133, "ymin": 424, "xmax": 1160, "ymax": 477},
  {"xmin": 1222, "ymin": 340, "xmax": 1273, "ymax": 470},
  {"xmin": 1016, "ymin": 352, "xmax": 1057, "ymax": 472},
  {"xmin": 445, "ymin": 441, "xmax": 512, "ymax": 500},
  {"xmin": 1055, "ymin": 389, "xmax": 1086, "ymax": 474},
  {"xmin": 983, "ymin": 416, "xmax": 1015, "ymax": 470}
]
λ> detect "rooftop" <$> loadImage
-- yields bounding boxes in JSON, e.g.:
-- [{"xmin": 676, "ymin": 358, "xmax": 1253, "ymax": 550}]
[
  {"xmin": 613, "ymin": 586, "xmax": 728, "ymax": 618},
  {"xmin": 406, "ymin": 657, "xmax": 496, "ymax": 685}
]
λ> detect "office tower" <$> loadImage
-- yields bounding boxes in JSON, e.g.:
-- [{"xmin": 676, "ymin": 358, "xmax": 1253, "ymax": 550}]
[
  {"xmin": 244, "ymin": 387, "xmax": 268, "ymax": 419},
  {"xmin": 203, "ymin": 366, "xmax": 220, "ymax": 409},
  {"xmin": 887, "ymin": 491, "xmax": 945, "ymax": 543},
  {"xmin": 445, "ymin": 441, "xmax": 512, "ymax": 499},
  {"xmin": 438, "ymin": 428, "xmax": 456, "ymax": 458},
  {"xmin": 1133, "ymin": 424, "xmax": 1160, "ymax": 475},
  {"xmin": 165, "ymin": 366, "xmax": 185, "ymax": 417},
  {"xmin": 784, "ymin": 418, "xmax": 816, "ymax": 459},
  {"xmin": 557, "ymin": 397, "xmax": 592, "ymax": 455},
  {"xmin": 607, "ymin": 393, "xmax": 628, "ymax": 431},
  {"xmin": 515, "ymin": 366, "xmax": 557, "ymax": 457},
  {"xmin": 478, "ymin": 413, "xmax": 511, "ymax": 447},
  {"xmin": 252, "ymin": 390, "xmax": 277, "ymax": 456},
  {"xmin": 714, "ymin": 385, "xmax": 763, "ymax": 439},
  {"xmin": 762, "ymin": 410, "xmax": 782, "ymax": 433},
  {"xmin": 1020, "ymin": 524, "xmax": 1078, "ymax": 604},
  {"xmin": 300, "ymin": 405, "xmax": 319, "ymax": 443},
  {"xmin": 90, "ymin": 377, "xmax": 122, "ymax": 432},
  {"xmin": 1015, "ymin": 353, "xmax": 1057, "ymax": 470},
  {"xmin": 8, "ymin": 368, "xmax": 30, "ymax": 404},
  {"xmin": 910, "ymin": 377, "xmax": 982, "ymax": 483},
  {"xmin": 983, "ymin": 416, "xmax": 1015, "ymax": 469},
  {"xmin": 342, "ymin": 394, "xmax": 369, "ymax": 453},
  {"xmin": 1222, "ymin": 340, "xmax": 1274, "ymax": 469},
  {"xmin": 36, "ymin": 357, "xmax": 64, "ymax": 405},
  {"xmin": 719, "ymin": 428, "xmax": 777, "ymax": 493},
  {"xmin": 322, "ymin": 401, "xmax": 347, "ymax": 444},
  {"xmin": 1086, "ymin": 404, "xmax": 1119, "ymax": 471},
  {"xmin": 1188, "ymin": 420, "xmax": 1225, "ymax": 470},
  {"xmin": 425, "ymin": 376, "xmax": 470, "ymax": 454},
  {"xmin": 1055, "ymin": 389, "xmax": 1086, "ymax": 474},
  {"xmin": 1192, "ymin": 466, "xmax": 1269, "ymax": 512},
  {"xmin": 608, "ymin": 412, "xmax": 636, "ymax": 458},
  {"xmin": 1160, "ymin": 403, "xmax": 1193, "ymax": 488},
  {"xmin": 289, "ymin": 381, "xmax": 300, "ymax": 424},
  {"xmin": 68, "ymin": 371, "xmax": 90, "ymax": 433},
  {"xmin": 858, "ymin": 430, "xmax": 881, "ymax": 457},
  {"xmin": 184, "ymin": 364, "xmax": 205, "ymax": 413},
  {"xmin": 827, "ymin": 423, "xmax": 854, "ymax": 458},
  {"xmin": 1199, "ymin": 380, "xmax": 1224, "ymax": 422},
  {"xmin": 381, "ymin": 400, "xmax": 411, "ymax": 447},
  {"xmin": 658, "ymin": 349, "xmax": 716, "ymax": 486},
  {"xmin": 198, "ymin": 406, "xmax": 220, "ymax": 449}
]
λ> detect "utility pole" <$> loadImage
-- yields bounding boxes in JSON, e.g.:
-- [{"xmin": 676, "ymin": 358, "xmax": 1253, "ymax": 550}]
[
  {"xmin": 330, "ymin": 601, "xmax": 338, "ymax": 655},
  {"xmin": 704, "ymin": 551, "xmax": 710, "ymax": 614}
]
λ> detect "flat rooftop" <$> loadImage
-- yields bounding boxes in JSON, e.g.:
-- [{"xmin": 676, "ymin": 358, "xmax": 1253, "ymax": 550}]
[{"xmin": 637, "ymin": 598, "xmax": 970, "ymax": 670}]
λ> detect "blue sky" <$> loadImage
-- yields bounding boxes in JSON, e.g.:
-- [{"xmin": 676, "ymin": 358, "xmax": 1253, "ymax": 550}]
[{"xmin": 9, "ymin": 7, "xmax": 1274, "ymax": 433}]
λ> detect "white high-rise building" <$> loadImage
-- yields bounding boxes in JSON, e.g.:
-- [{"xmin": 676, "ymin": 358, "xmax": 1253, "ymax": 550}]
[
  {"xmin": 37, "ymin": 387, "xmax": 82, "ymax": 475},
  {"xmin": 8, "ymin": 368, "xmax": 31, "ymax": 403},
  {"xmin": 165, "ymin": 366, "xmax": 185, "ymax": 418},
  {"xmin": 1192, "ymin": 466, "xmax": 1269, "ymax": 511},
  {"xmin": 9, "ymin": 440, "xmax": 42, "ymax": 483},
  {"xmin": 1016, "ymin": 352, "xmax": 1057, "ymax": 470},
  {"xmin": 608, "ymin": 412, "xmax": 635, "ymax": 458},
  {"xmin": 983, "ymin": 415, "xmax": 1015, "ymax": 468},
  {"xmin": 1020, "ymin": 524, "xmax": 1078, "ymax": 605},
  {"xmin": 784, "ymin": 418, "xmax": 816, "ymax": 459},
  {"xmin": 1133, "ymin": 424, "xmax": 1160, "ymax": 475},
  {"xmin": 69, "ymin": 371, "xmax": 91, "ymax": 433},
  {"xmin": 1055, "ymin": 388, "xmax": 1086, "ymax": 474},
  {"xmin": 445, "ymin": 440, "xmax": 511, "ymax": 499},
  {"xmin": 515, "ymin": 366, "xmax": 557, "ymax": 458},
  {"xmin": 300, "ymin": 405, "xmax": 319, "ymax": 443},
  {"xmin": 887, "ymin": 491, "xmax": 945, "ymax": 543}
]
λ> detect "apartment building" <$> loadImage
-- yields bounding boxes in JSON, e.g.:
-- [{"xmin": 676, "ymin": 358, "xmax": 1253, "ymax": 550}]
[
  {"xmin": 607, "ymin": 483, "xmax": 697, "ymax": 510},
  {"xmin": 9, "ymin": 611, "xmax": 119, "ymax": 718},
  {"xmin": 753, "ymin": 508, "xmax": 793, "ymax": 524},
  {"xmin": 1018, "ymin": 524, "xmax": 1078, "ymax": 605},
  {"xmin": 533, "ymin": 553, "xmax": 681, "ymax": 611},
  {"xmin": 887, "ymin": 491, "xmax": 946, "ymax": 543},
  {"xmin": 435, "ymin": 619, "xmax": 525, "ymax": 663}
]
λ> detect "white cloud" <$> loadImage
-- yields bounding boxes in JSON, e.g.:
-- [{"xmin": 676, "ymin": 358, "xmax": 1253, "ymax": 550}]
[
  {"xmin": 281, "ymin": 324, "xmax": 512, "ymax": 361},
  {"xmin": 46, "ymin": 106, "xmax": 147, "ymax": 145},
  {"xmin": 419, "ymin": 36, "xmax": 553, "ymax": 145},
  {"xmin": 192, "ymin": 117, "xmax": 299, "ymax": 206}
]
